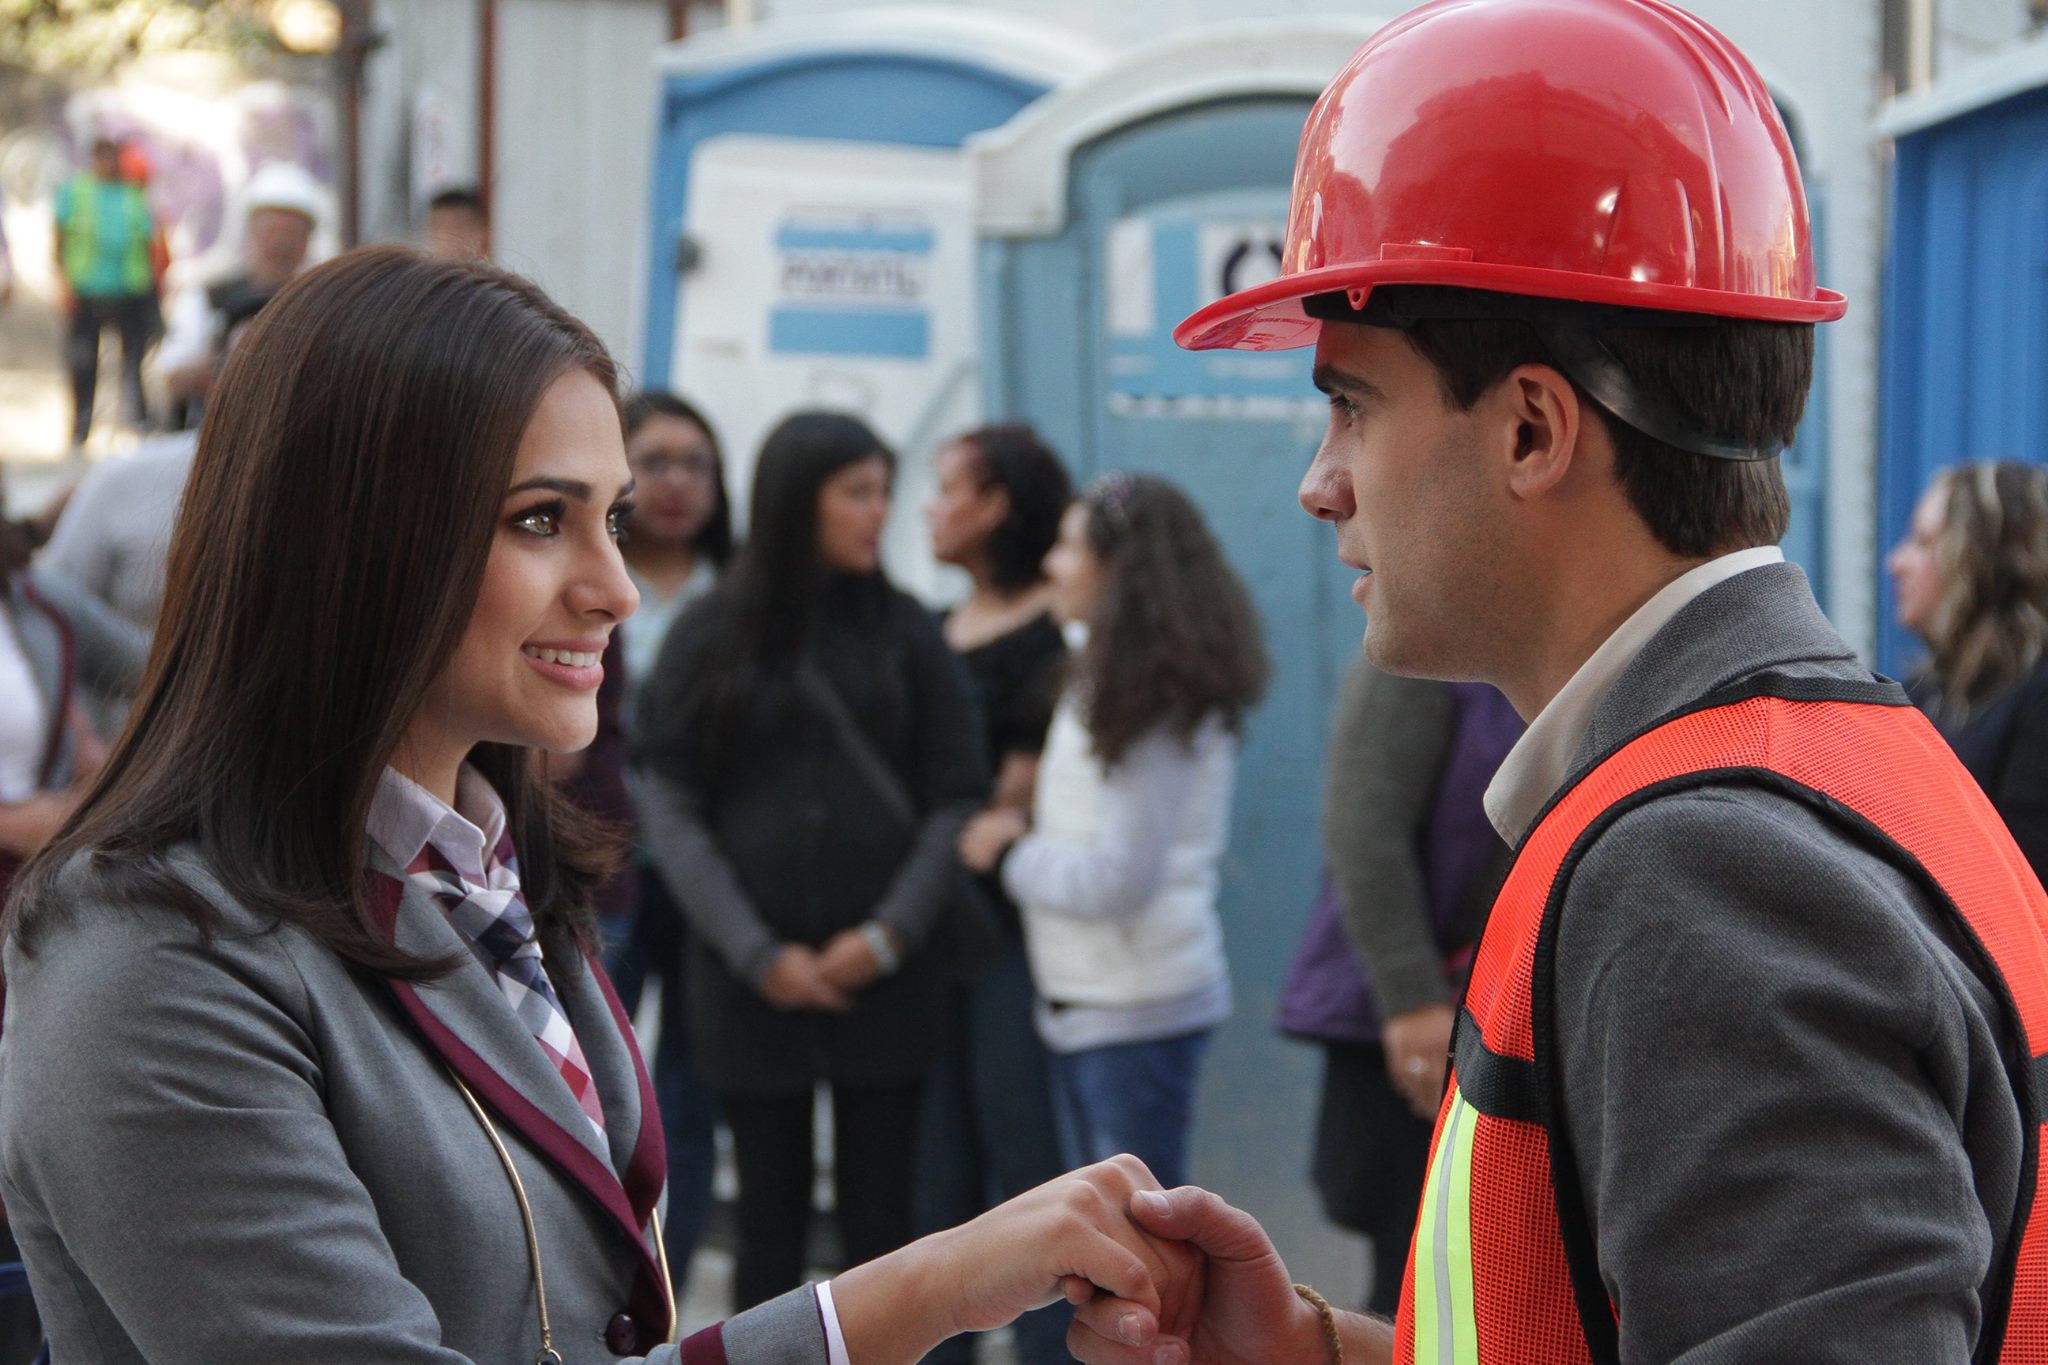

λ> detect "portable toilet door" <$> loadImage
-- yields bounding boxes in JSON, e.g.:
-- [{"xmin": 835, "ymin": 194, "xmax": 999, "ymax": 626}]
[
  {"xmin": 640, "ymin": 9, "xmax": 1106, "ymax": 597},
  {"xmin": 973, "ymin": 17, "xmax": 1385, "ymax": 1288}
]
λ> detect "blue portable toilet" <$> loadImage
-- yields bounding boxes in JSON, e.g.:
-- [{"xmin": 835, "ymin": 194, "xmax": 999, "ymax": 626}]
[
  {"xmin": 637, "ymin": 10, "xmax": 1106, "ymax": 594},
  {"xmin": 1877, "ymin": 45, "xmax": 2048, "ymax": 675},
  {"xmin": 972, "ymin": 16, "xmax": 1387, "ymax": 1286}
]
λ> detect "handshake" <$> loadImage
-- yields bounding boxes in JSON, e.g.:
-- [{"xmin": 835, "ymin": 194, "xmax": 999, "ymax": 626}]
[{"xmin": 828, "ymin": 1155, "xmax": 1390, "ymax": 1364}]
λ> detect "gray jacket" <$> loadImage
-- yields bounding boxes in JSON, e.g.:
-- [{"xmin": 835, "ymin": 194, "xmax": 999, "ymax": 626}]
[
  {"xmin": 0, "ymin": 847, "xmax": 829, "ymax": 1364},
  {"xmin": 1547, "ymin": 561, "xmax": 2025, "ymax": 1361}
]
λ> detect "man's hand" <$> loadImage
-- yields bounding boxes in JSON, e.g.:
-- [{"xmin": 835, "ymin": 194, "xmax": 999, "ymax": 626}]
[
  {"xmin": 832, "ymin": 1155, "xmax": 1202, "ymax": 1359},
  {"xmin": 754, "ymin": 945, "xmax": 852, "ymax": 1012},
  {"xmin": 817, "ymin": 925, "xmax": 889, "ymax": 992},
  {"xmin": 1069, "ymin": 1186, "xmax": 1390, "ymax": 1365},
  {"xmin": 959, "ymin": 807, "xmax": 1028, "ymax": 873},
  {"xmin": 1382, "ymin": 1001, "xmax": 1454, "ymax": 1119}
]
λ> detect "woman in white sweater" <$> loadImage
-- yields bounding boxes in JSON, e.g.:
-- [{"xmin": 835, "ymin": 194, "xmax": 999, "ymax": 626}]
[{"xmin": 959, "ymin": 472, "xmax": 1267, "ymax": 1185}]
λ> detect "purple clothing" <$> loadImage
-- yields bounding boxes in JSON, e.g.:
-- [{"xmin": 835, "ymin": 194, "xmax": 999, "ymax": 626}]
[{"xmin": 1278, "ymin": 680, "xmax": 1522, "ymax": 1043}]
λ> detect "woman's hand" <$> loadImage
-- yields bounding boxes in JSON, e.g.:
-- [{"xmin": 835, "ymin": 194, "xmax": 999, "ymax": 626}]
[
  {"xmin": 1068, "ymin": 1186, "xmax": 1391, "ymax": 1365},
  {"xmin": 754, "ymin": 945, "xmax": 852, "ymax": 1013},
  {"xmin": 831, "ymin": 1155, "xmax": 1204, "ymax": 1360},
  {"xmin": 0, "ymin": 791, "xmax": 81, "ymax": 858},
  {"xmin": 817, "ymin": 925, "xmax": 891, "ymax": 992},
  {"xmin": 959, "ymin": 808, "xmax": 1029, "ymax": 873},
  {"xmin": 1382, "ymin": 1002, "xmax": 1454, "ymax": 1119},
  {"xmin": 66, "ymin": 704, "xmax": 111, "ymax": 784}
]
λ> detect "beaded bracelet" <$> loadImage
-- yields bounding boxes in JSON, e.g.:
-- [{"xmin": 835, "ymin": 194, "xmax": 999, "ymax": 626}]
[{"xmin": 1293, "ymin": 1284, "xmax": 1343, "ymax": 1364}]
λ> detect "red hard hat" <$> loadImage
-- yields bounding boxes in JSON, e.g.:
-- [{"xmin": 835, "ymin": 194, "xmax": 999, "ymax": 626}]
[{"xmin": 1176, "ymin": 0, "xmax": 1846, "ymax": 352}]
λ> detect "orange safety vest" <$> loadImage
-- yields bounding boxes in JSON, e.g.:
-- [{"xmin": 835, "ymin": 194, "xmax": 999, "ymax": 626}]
[{"xmin": 1395, "ymin": 679, "xmax": 2048, "ymax": 1363}]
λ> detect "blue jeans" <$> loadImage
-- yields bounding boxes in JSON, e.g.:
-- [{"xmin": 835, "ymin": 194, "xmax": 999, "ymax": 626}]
[
  {"xmin": 602, "ymin": 863, "xmax": 720, "ymax": 1295},
  {"xmin": 1049, "ymin": 1031, "xmax": 1212, "ymax": 1190}
]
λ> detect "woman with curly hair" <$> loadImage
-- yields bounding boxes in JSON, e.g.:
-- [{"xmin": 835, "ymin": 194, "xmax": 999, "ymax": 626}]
[
  {"xmin": 1889, "ymin": 459, "xmax": 2048, "ymax": 879},
  {"xmin": 959, "ymin": 472, "xmax": 1267, "ymax": 1187}
]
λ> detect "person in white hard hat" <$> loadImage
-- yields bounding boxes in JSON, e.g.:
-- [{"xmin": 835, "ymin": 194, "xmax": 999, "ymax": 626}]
[{"xmin": 153, "ymin": 161, "xmax": 323, "ymax": 427}]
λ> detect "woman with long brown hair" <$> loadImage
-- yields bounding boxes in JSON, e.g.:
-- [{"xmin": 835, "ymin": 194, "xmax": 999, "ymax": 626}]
[
  {"xmin": 1889, "ymin": 458, "xmax": 2048, "ymax": 879},
  {"xmin": 634, "ymin": 411, "xmax": 988, "ymax": 1317},
  {"xmin": 0, "ymin": 247, "xmax": 1188, "ymax": 1365},
  {"xmin": 960, "ymin": 472, "xmax": 1268, "ymax": 1189}
]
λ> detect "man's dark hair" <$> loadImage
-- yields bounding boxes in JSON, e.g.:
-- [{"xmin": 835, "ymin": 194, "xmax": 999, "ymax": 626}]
[
  {"xmin": 428, "ymin": 186, "xmax": 485, "ymax": 217},
  {"xmin": 955, "ymin": 422, "xmax": 1072, "ymax": 592},
  {"xmin": 1394, "ymin": 296, "xmax": 1812, "ymax": 558}
]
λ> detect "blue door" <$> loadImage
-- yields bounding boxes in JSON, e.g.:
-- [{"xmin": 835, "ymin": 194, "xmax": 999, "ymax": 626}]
[
  {"xmin": 983, "ymin": 96, "xmax": 1355, "ymax": 1239},
  {"xmin": 1879, "ymin": 86, "xmax": 2048, "ymax": 674}
]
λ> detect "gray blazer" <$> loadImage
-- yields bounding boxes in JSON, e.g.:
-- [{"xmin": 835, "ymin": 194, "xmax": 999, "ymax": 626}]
[
  {"xmin": 1540, "ymin": 561, "xmax": 2027, "ymax": 1361},
  {"xmin": 0, "ymin": 847, "xmax": 829, "ymax": 1364}
]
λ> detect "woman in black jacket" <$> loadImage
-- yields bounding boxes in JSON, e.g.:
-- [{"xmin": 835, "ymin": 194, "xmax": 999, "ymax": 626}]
[
  {"xmin": 1889, "ymin": 458, "xmax": 2048, "ymax": 880},
  {"xmin": 634, "ymin": 412, "xmax": 987, "ymax": 1312}
]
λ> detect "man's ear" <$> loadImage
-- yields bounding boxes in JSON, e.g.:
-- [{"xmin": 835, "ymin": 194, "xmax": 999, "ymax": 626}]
[{"xmin": 1499, "ymin": 362, "xmax": 1584, "ymax": 502}]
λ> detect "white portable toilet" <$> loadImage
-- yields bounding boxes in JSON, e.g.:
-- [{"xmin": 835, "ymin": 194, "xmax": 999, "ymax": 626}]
[{"xmin": 639, "ymin": 9, "xmax": 1107, "ymax": 596}]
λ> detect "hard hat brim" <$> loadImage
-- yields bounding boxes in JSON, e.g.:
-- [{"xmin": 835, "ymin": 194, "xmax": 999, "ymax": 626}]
[{"xmin": 1175, "ymin": 261, "xmax": 1848, "ymax": 353}]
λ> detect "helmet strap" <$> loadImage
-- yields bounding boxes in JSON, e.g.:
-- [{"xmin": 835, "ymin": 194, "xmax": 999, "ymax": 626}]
[{"xmin": 1303, "ymin": 287, "xmax": 1784, "ymax": 463}]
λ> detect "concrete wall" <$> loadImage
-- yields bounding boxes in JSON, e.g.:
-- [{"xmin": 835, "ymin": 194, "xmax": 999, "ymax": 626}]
[
  {"xmin": 493, "ymin": 0, "xmax": 666, "ymax": 370},
  {"xmin": 1934, "ymin": 0, "xmax": 2040, "ymax": 74},
  {"xmin": 360, "ymin": 0, "xmax": 482, "ymax": 248},
  {"xmin": 358, "ymin": 0, "xmax": 665, "ymax": 362}
]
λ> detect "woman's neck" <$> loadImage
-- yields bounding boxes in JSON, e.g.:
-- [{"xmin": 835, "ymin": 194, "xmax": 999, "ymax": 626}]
[
  {"xmin": 946, "ymin": 577, "xmax": 1052, "ymax": 652},
  {"xmin": 625, "ymin": 540, "xmax": 699, "ymax": 596}
]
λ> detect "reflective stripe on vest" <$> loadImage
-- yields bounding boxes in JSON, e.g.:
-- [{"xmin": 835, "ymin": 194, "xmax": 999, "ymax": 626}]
[{"xmin": 1394, "ymin": 681, "xmax": 2048, "ymax": 1364}]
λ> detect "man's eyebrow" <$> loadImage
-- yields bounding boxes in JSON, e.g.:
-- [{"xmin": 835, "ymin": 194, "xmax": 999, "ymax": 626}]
[
  {"xmin": 505, "ymin": 476, "xmax": 637, "ymax": 501},
  {"xmin": 1311, "ymin": 363, "xmax": 1383, "ymax": 401}
]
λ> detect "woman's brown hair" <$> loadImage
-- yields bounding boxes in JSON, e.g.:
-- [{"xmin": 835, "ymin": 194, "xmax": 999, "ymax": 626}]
[
  {"xmin": 1073, "ymin": 473, "xmax": 1269, "ymax": 766},
  {"xmin": 6, "ymin": 246, "xmax": 620, "ymax": 975},
  {"xmin": 1920, "ymin": 460, "xmax": 2048, "ymax": 721}
]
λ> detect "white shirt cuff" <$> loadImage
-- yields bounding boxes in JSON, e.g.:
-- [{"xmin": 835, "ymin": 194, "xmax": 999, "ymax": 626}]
[{"xmin": 815, "ymin": 1280, "xmax": 852, "ymax": 1365}]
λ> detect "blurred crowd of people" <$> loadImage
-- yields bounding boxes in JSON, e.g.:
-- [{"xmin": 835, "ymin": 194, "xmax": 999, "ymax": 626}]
[
  {"xmin": 5, "ymin": 106, "xmax": 2048, "ymax": 1365},
  {"xmin": 32, "ymin": 133, "xmax": 488, "ymax": 452}
]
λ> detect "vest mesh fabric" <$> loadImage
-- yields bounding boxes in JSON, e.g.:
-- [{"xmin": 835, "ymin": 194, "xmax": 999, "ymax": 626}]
[{"xmin": 1398, "ymin": 694, "xmax": 2048, "ymax": 1363}]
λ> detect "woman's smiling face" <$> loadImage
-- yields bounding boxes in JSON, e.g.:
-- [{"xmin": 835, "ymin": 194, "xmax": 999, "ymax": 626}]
[{"xmin": 400, "ymin": 368, "xmax": 638, "ymax": 793}]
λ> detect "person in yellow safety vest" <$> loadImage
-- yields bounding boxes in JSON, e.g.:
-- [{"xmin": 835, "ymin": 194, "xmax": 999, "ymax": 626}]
[
  {"xmin": 53, "ymin": 137, "xmax": 159, "ymax": 447},
  {"xmin": 1065, "ymin": 1, "xmax": 2048, "ymax": 1362}
]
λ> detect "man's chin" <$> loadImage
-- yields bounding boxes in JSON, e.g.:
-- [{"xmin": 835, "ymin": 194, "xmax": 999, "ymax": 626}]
[{"xmin": 1362, "ymin": 619, "xmax": 1459, "ymax": 683}]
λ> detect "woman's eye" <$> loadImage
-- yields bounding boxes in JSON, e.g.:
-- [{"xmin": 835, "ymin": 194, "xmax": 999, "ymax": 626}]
[
  {"xmin": 607, "ymin": 506, "xmax": 633, "ymax": 541},
  {"xmin": 512, "ymin": 507, "xmax": 560, "ymax": 536}
]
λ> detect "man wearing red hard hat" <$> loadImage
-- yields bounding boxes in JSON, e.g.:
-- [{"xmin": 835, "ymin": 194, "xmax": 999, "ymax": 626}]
[{"xmin": 1069, "ymin": 1, "xmax": 2048, "ymax": 1362}]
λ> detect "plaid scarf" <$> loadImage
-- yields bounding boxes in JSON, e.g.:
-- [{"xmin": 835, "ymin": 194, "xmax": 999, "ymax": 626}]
[{"xmin": 407, "ymin": 834, "xmax": 608, "ymax": 1139}]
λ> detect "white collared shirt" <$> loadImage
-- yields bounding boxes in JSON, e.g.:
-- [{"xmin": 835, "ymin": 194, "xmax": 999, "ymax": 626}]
[
  {"xmin": 367, "ymin": 765, "xmax": 508, "ymax": 883},
  {"xmin": 1482, "ymin": 546, "xmax": 1785, "ymax": 844}
]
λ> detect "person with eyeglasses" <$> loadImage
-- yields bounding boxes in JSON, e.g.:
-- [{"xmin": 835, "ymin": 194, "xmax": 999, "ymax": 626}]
[{"xmin": 601, "ymin": 391, "xmax": 737, "ymax": 1296}]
